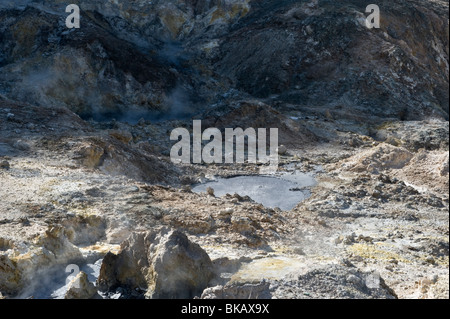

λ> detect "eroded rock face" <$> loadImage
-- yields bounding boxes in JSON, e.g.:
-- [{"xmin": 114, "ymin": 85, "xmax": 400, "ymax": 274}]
[
  {"xmin": 97, "ymin": 228, "xmax": 214, "ymax": 299},
  {"xmin": 201, "ymin": 101, "xmax": 319, "ymax": 147},
  {"xmin": 73, "ymin": 136, "xmax": 182, "ymax": 184},
  {"xmin": 0, "ymin": 6, "xmax": 176, "ymax": 121},
  {"xmin": 0, "ymin": 0, "xmax": 250, "ymax": 121},
  {"xmin": 214, "ymin": 0, "xmax": 449, "ymax": 120},
  {"xmin": 0, "ymin": 226, "xmax": 84, "ymax": 297},
  {"xmin": 0, "ymin": 0, "xmax": 448, "ymax": 301},
  {"xmin": 269, "ymin": 265, "xmax": 398, "ymax": 299},
  {"xmin": 0, "ymin": 0, "xmax": 448, "ymax": 122}
]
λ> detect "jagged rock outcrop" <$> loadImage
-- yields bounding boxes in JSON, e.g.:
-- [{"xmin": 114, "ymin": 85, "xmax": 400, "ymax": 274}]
[
  {"xmin": 64, "ymin": 271, "xmax": 99, "ymax": 299},
  {"xmin": 97, "ymin": 228, "xmax": 214, "ymax": 299},
  {"xmin": 0, "ymin": 226, "xmax": 84, "ymax": 297},
  {"xmin": 0, "ymin": 0, "xmax": 250, "ymax": 121}
]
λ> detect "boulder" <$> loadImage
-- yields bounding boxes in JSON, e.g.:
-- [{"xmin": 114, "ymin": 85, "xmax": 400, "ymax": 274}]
[
  {"xmin": 277, "ymin": 145, "xmax": 288, "ymax": 155},
  {"xmin": 0, "ymin": 226, "xmax": 84, "ymax": 297},
  {"xmin": 65, "ymin": 271, "xmax": 99, "ymax": 299},
  {"xmin": 97, "ymin": 228, "xmax": 214, "ymax": 299}
]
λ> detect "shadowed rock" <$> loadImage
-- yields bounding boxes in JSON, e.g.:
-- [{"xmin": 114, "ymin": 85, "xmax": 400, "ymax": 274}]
[{"xmin": 97, "ymin": 227, "xmax": 214, "ymax": 299}]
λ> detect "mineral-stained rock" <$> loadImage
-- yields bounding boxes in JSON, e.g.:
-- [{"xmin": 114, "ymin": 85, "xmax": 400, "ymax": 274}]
[
  {"xmin": 0, "ymin": 255, "xmax": 19, "ymax": 295},
  {"xmin": 76, "ymin": 143, "xmax": 105, "ymax": 169},
  {"xmin": 201, "ymin": 281, "xmax": 271, "ymax": 299},
  {"xmin": 0, "ymin": 226, "xmax": 84, "ymax": 296},
  {"xmin": 231, "ymin": 216, "xmax": 255, "ymax": 234},
  {"xmin": 74, "ymin": 136, "xmax": 182, "ymax": 184},
  {"xmin": 97, "ymin": 227, "xmax": 214, "ymax": 299},
  {"xmin": 343, "ymin": 143, "xmax": 414, "ymax": 173},
  {"xmin": 374, "ymin": 121, "xmax": 449, "ymax": 152},
  {"xmin": 108, "ymin": 130, "xmax": 133, "ymax": 144},
  {"xmin": 64, "ymin": 271, "xmax": 99, "ymax": 299}
]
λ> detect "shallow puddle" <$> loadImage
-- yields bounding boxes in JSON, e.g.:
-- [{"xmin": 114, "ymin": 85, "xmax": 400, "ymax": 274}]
[{"xmin": 193, "ymin": 174, "xmax": 316, "ymax": 211}]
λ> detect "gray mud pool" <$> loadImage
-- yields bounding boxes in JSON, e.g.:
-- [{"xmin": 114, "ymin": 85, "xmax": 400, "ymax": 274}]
[{"xmin": 193, "ymin": 174, "xmax": 317, "ymax": 211}]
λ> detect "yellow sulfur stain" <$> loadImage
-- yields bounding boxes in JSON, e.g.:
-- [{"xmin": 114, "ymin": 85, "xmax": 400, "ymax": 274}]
[
  {"xmin": 230, "ymin": 256, "xmax": 307, "ymax": 283},
  {"xmin": 349, "ymin": 243, "xmax": 410, "ymax": 263},
  {"xmin": 80, "ymin": 243, "xmax": 121, "ymax": 255}
]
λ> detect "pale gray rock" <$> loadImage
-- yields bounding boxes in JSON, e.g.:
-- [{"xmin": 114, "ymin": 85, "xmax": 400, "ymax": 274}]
[{"xmin": 64, "ymin": 271, "xmax": 99, "ymax": 299}]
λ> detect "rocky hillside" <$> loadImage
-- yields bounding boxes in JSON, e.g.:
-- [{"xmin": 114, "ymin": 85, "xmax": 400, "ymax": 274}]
[{"xmin": 0, "ymin": 0, "xmax": 448, "ymax": 121}]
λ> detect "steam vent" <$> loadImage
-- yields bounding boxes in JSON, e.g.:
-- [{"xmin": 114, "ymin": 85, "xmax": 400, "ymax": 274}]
[{"xmin": 0, "ymin": 0, "xmax": 448, "ymax": 303}]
